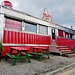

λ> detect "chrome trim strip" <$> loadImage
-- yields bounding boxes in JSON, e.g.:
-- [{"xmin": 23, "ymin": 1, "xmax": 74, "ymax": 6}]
[
  {"xmin": 3, "ymin": 44, "xmax": 50, "ymax": 46},
  {"xmin": 4, "ymin": 28, "xmax": 50, "ymax": 36}
]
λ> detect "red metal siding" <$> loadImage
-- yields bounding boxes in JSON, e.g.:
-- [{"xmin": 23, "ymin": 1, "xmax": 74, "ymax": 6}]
[
  {"xmin": 29, "ymin": 34, "xmax": 32, "ymax": 44},
  {"xmin": 24, "ymin": 33, "xmax": 26, "ymax": 44},
  {"xmin": 34, "ymin": 34, "xmax": 35, "ymax": 44},
  {"xmin": 32, "ymin": 34, "xmax": 33, "ymax": 44},
  {"xmin": 26, "ymin": 33, "xmax": 29, "ymax": 44},
  {"xmin": 11, "ymin": 31, "xmax": 14, "ymax": 44},
  {"xmin": 3, "ymin": 30, "xmax": 7, "ymax": 43},
  {"xmin": 15, "ymin": 32, "xmax": 18, "ymax": 44},
  {"xmin": 21, "ymin": 33, "xmax": 24, "ymax": 44},
  {"xmin": 3, "ymin": 30, "xmax": 51, "ymax": 45},
  {"xmin": 57, "ymin": 37, "xmax": 75, "ymax": 46},
  {"xmin": 18, "ymin": 32, "xmax": 20, "ymax": 44},
  {"xmin": 7, "ymin": 31, "xmax": 11, "ymax": 43}
]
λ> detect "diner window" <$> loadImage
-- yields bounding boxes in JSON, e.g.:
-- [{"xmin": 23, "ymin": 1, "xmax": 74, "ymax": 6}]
[
  {"xmin": 39, "ymin": 25, "xmax": 48, "ymax": 35},
  {"xmin": 25, "ymin": 22, "xmax": 37, "ymax": 33},
  {"xmin": 58, "ymin": 30, "xmax": 63, "ymax": 37},
  {"xmin": 5, "ymin": 18, "xmax": 22, "ymax": 31},
  {"xmin": 65, "ymin": 32, "xmax": 69, "ymax": 38}
]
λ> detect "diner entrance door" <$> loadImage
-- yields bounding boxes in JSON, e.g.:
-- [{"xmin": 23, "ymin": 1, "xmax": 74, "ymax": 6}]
[{"xmin": 51, "ymin": 29, "xmax": 56, "ymax": 45}]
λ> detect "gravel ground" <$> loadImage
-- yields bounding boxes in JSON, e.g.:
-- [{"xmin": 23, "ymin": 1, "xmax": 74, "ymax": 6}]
[{"xmin": 0, "ymin": 54, "xmax": 75, "ymax": 75}]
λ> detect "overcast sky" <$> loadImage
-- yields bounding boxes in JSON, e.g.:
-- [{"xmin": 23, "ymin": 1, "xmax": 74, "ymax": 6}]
[{"xmin": 0, "ymin": 0, "xmax": 75, "ymax": 30}]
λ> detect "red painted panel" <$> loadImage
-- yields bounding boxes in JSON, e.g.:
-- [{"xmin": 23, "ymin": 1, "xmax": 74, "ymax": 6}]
[
  {"xmin": 21, "ymin": 33, "xmax": 24, "ymax": 44},
  {"xmin": 45, "ymin": 36, "xmax": 47, "ymax": 45},
  {"xmin": 58, "ymin": 30, "xmax": 63, "ymax": 37},
  {"xmin": 25, "ymin": 33, "xmax": 28, "ymax": 44},
  {"xmin": 35, "ymin": 35, "xmax": 37, "ymax": 44},
  {"xmin": 32, "ymin": 34, "xmax": 33, "ymax": 44},
  {"xmin": 24, "ymin": 33, "xmax": 26, "ymax": 44},
  {"xmin": 44, "ymin": 36, "xmax": 46, "ymax": 45},
  {"xmin": 56, "ymin": 37, "xmax": 75, "ymax": 46},
  {"xmin": 43, "ymin": 36, "xmax": 45, "ymax": 45},
  {"xmin": 13, "ymin": 32, "xmax": 15, "ymax": 44},
  {"xmin": 18, "ymin": 32, "xmax": 20, "ymax": 44},
  {"xmin": 15, "ymin": 32, "xmax": 18, "ymax": 44},
  {"xmin": 37, "ymin": 35, "xmax": 39, "ymax": 44},
  {"xmin": 7, "ymin": 31, "xmax": 11, "ymax": 43},
  {"xmin": 38, "ymin": 35, "xmax": 40, "ymax": 44},
  {"xmin": 27, "ymin": 33, "xmax": 28, "ymax": 44},
  {"xmin": 5, "ymin": 19, "xmax": 22, "ymax": 30},
  {"xmin": 36, "ymin": 35, "xmax": 38, "ymax": 44},
  {"xmin": 71, "ymin": 40, "xmax": 75, "ymax": 46},
  {"xmin": 42, "ymin": 36, "xmax": 44, "ymax": 44},
  {"xmin": 11, "ymin": 31, "xmax": 14, "ymax": 44},
  {"xmin": 48, "ymin": 36, "xmax": 50, "ymax": 45},
  {"xmin": 40, "ymin": 35, "xmax": 42, "ymax": 44},
  {"xmin": 42, "ymin": 36, "xmax": 44, "ymax": 45},
  {"xmin": 34, "ymin": 34, "xmax": 35, "ymax": 44},
  {"xmin": 39, "ymin": 35, "xmax": 41, "ymax": 44},
  {"xmin": 29, "ymin": 34, "xmax": 32, "ymax": 44},
  {"xmin": 3, "ymin": 30, "xmax": 7, "ymax": 43},
  {"xmin": 47, "ymin": 36, "xmax": 49, "ymax": 45}
]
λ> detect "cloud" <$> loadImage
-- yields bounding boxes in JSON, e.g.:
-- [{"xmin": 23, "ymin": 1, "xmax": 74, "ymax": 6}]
[{"xmin": 0, "ymin": 0, "xmax": 75, "ymax": 29}]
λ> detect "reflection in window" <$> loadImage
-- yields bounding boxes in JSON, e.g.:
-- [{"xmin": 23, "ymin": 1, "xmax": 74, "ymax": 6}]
[
  {"xmin": 70, "ymin": 34, "xmax": 73, "ymax": 39},
  {"xmin": 39, "ymin": 25, "xmax": 48, "ymax": 34},
  {"xmin": 25, "ymin": 23, "xmax": 36, "ymax": 33}
]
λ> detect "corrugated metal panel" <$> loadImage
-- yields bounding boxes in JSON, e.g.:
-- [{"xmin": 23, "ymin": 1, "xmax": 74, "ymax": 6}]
[
  {"xmin": 7, "ymin": 31, "xmax": 11, "ymax": 43},
  {"xmin": 21, "ymin": 33, "xmax": 24, "ymax": 44},
  {"xmin": 15, "ymin": 32, "xmax": 17, "ymax": 44},
  {"xmin": 3, "ymin": 30, "xmax": 7, "ymax": 43},
  {"xmin": 24, "ymin": 33, "xmax": 26, "ymax": 44},
  {"xmin": 18, "ymin": 32, "xmax": 20, "ymax": 44},
  {"xmin": 11, "ymin": 31, "xmax": 14, "ymax": 44}
]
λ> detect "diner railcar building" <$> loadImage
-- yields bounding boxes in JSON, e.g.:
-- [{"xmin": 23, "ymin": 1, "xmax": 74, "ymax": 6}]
[{"xmin": 0, "ymin": 5, "xmax": 75, "ymax": 57}]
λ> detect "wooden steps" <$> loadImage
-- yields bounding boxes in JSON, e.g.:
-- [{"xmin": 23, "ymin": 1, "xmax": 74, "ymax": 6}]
[
  {"xmin": 56, "ymin": 46, "xmax": 74, "ymax": 54},
  {"xmin": 61, "ymin": 51, "xmax": 73, "ymax": 54},
  {"xmin": 65, "ymin": 53, "xmax": 75, "ymax": 57}
]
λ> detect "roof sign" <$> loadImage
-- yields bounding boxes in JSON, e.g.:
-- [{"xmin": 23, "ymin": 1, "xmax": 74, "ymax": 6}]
[
  {"xmin": 3, "ymin": 1, "xmax": 12, "ymax": 8},
  {"xmin": 43, "ymin": 8, "xmax": 52, "ymax": 22}
]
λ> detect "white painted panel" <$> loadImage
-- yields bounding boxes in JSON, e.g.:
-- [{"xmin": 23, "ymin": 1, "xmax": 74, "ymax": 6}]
[
  {"xmin": 63, "ymin": 31, "xmax": 65, "ymax": 37},
  {"xmin": 48, "ymin": 27, "xmax": 51, "ymax": 35},
  {"xmin": 55, "ymin": 29, "xmax": 58, "ymax": 36},
  {"xmin": 3, "ymin": 8, "xmax": 50, "ymax": 26},
  {"xmin": 74, "ymin": 35, "xmax": 75, "ymax": 39},
  {"xmin": 0, "ymin": 14, "xmax": 5, "ymax": 43}
]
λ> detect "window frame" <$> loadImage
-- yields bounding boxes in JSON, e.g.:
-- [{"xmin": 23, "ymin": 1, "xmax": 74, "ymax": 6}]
[
  {"xmin": 24, "ymin": 22, "xmax": 37, "ymax": 33},
  {"xmin": 38, "ymin": 24, "xmax": 48, "ymax": 35}
]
